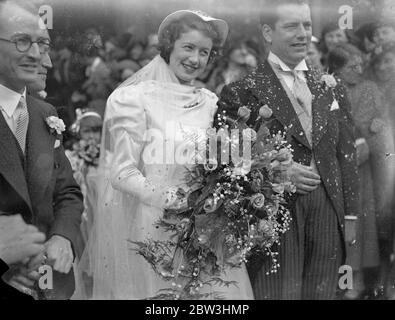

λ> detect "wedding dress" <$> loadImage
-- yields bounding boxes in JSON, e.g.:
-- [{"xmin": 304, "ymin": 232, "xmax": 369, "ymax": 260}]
[{"xmin": 74, "ymin": 56, "xmax": 254, "ymax": 300}]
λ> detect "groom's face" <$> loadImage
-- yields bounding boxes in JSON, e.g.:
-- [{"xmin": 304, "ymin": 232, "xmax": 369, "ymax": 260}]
[{"xmin": 266, "ymin": 3, "xmax": 312, "ymax": 68}]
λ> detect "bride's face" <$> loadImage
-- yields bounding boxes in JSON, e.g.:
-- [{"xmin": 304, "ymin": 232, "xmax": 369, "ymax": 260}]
[{"xmin": 169, "ymin": 29, "xmax": 213, "ymax": 85}]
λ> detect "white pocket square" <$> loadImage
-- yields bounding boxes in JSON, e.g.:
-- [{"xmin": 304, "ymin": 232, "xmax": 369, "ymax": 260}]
[
  {"xmin": 330, "ymin": 99, "xmax": 340, "ymax": 111},
  {"xmin": 54, "ymin": 139, "xmax": 61, "ymax": 148}
]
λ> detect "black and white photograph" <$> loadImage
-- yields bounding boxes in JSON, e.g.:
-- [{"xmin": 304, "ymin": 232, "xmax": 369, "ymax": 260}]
[{"xmin": 1, "ymin": 0, "xmax": 395, "ymax": 304}]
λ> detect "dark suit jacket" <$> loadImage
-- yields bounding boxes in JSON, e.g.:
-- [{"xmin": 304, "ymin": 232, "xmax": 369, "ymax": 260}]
[
  {"xmin": 0, "ymin": 94, "xmax": 84, "ymax": 299},
  {"xmin": 216, "ymin": 61, "xmax": 360, "ymax": 243}
]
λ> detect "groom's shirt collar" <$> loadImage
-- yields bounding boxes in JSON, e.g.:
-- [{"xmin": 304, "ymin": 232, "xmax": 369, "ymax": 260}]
[
  {"xmin": 268, "ymin": 51, "xmax": 309, "ymax": 73},
  {"xmin": 0, "ymin": 84, "xmax": 26, "ymax": 118},
  {"xmin": 267, "ymin": 51, "xmax": 309, "ymax": 91}
]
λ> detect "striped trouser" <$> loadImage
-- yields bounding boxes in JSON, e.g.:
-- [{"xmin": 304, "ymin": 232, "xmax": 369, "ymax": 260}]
[{"xmin": 248, "ymin": 185, "xmax": 344, "ymax": 300}]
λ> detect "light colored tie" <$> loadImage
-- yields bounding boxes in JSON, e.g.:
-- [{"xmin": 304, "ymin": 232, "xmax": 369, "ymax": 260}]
[
  {"xmin": 15, "ymin": 97, "xmax": 29, "ymax": 153},
  {"xmin": 291, "ymin": 70, "xmax": 312, "ymax": 117}
]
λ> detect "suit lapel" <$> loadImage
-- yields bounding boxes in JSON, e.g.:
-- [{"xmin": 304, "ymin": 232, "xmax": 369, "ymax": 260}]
[
  {"xmin": 250, "ymin": 62, "xmax": 311, "ymax": 149},
  {"xmin": 25, "ymin": 96, "xmax": 55, "ymax": 204},
  {"xmin": 305, "ymin": 67, "xmax": 331, "ymax": 147},
  {"xmin": 0, "ymin": 111, "xmax": 32, "ymax": 211}
]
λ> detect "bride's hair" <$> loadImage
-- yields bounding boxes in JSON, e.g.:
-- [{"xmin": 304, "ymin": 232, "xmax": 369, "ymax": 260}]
[{"xmin": 158, "ymin": 16, "xmax": 222, "ymax": 64}]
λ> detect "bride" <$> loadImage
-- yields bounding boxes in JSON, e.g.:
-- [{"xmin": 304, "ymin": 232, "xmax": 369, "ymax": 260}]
[{"xmin": 75, "ymin": 10, "xmax": 254, "ymax": 300}]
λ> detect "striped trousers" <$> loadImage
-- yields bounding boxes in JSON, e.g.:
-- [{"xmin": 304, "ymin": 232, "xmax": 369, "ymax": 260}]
[{"xmin": 248, "ymin": 185, "xmax": 344, "ymax": 300}]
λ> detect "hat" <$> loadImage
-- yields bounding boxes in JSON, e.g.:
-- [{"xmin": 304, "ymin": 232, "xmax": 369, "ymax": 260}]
[{"xmin": 158, "ymin": 10, "xmax": 229, "ymax": 47}]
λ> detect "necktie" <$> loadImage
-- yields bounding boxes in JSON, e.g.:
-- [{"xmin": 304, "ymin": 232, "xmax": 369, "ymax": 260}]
[
  {"xmin": 15, "ymin": 97, "xmax": 29, "ymax": 153},
  {"xmin": 291, "ymin": 70, "xmax": 312, "ymax": 117}
]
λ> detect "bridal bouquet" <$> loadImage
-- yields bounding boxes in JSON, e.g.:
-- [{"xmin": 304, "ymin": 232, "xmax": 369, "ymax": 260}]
[
  {"xmin": 65, "ymin": 138, "xmax": 100, "ymax": 190},
  {"xmin": 133, "ymin": 105, "xmax": 295, "ymax": 300},
  {"xmin": 67, "ymin": 138, "xmax": 101, "ymax": 169}
]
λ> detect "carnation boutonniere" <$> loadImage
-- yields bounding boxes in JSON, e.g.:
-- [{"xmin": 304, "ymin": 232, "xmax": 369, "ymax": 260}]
[
  {"xmin": 46, "ymin": 116, "xmax": 66, "ymax": 136},
  {"xmin": 321, "ymin": 73, "xmax": 337, "ymax": 90},
  {"xmin": 46, "ymin": 116, "xmax": 66, "ymax": 148},
  {"xmin": 320, "ymin": 73, "xmax": 339, "ymax": 111}
]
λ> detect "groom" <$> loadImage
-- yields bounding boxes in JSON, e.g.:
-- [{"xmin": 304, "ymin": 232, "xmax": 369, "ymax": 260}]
[
  {"xmin": 0, "ymin": 0, "xmax": 83, "ymax": 299},
  {"xmin": 217, "ymin": 0, "xmax": 359, "ymax": 299}
]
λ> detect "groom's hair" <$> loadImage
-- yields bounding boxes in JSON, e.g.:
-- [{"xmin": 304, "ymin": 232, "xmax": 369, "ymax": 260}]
[{"xmin": 259, "ymin": 0, "xmax": 310, "ymax": 29}]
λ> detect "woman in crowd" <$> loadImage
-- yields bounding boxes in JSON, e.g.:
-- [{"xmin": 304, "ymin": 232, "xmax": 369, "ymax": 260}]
[
  {"xmin": 355, "ymin": 22, "xmax": 380, "ymax": 67},
  {"xmin": 207, "ymin": 40, "xmax": 258, "ymax": 95},
  {"xmin": 328, "ymin": 42, "xmax": 394, "ymax": 299},
  {"xmin": 75, "ymin": 10, "xmax": 253, "ymax": 300},
  {"xmin": 374, "ymin": 20, "xmax": 395, "ymax": 52},
  {"xmin": 370, "ymin": 44, "xmax": 395, "ymax": 298},
  {"xmin": 371, "ymin": 44, "xmax": 395, "ymax": 130},
  {"xmin": 128, "ymin": 40, "xmax": 146, "ymax": 66},
  {"xmin": 320, "ymin": 22, "xmax": 350, "ymax": 69}
]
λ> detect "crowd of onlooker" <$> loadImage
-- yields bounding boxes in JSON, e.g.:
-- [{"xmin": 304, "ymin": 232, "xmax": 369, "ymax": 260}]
[
  {"xmin": 43, "ymin": 17, "xmax": 395, "ymax": 134},
  {"xmin": 44, "ymin": 13, "xmax": 395, "ymax": 300},
  {"xmin": 311, "ymin": 18, "xmax": 395, "ymax": 300}
]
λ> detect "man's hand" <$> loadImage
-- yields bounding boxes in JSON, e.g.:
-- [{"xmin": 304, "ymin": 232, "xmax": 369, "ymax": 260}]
[
  {"xmin": 0, "ymin": 215, "xmax": 46, "ymax": 266},
  {"xmin": 7, "ymin": 248, "xmax": 48, "ymax": 289},
  {"xmin": 289, "ymin": 162, "xmax": 321, "ymax": 195},
  {"xmin": 45, "ymin": 235, "xmax": 73, "ymax": 274},
  {"xmin": 7, "ymin": 267, "xmax": 41, "ymax": 289}
]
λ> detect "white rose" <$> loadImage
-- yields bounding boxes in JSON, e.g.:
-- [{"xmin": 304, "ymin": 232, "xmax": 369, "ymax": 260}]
[
  {"xmin": 259, "ymin": 105, "xmax": 273, "ymax": 119},
  {"xmin": 321, "ymin": 74, "xmax": 337, "ymax": 88}
]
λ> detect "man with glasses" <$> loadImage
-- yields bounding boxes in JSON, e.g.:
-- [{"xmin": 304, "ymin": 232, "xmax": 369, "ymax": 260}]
[{"xmin": 0, "ymin": 0, "xmax": 83, "ymax": 299}]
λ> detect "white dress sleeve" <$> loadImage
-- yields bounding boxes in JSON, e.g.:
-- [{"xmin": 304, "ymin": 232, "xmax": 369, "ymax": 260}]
[{"xmin": 106, "ymin": 85, "xmax": 178, "ymax": 208}]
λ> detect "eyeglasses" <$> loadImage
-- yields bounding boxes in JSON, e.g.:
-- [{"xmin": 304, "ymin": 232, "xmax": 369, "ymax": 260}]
[{"xmin": 0, "ymin": 36, "xmax": 51, "ymax": 54}]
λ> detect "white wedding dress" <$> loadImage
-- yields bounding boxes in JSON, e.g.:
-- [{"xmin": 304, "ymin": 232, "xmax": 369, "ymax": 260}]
[{"xmin": 74, "ymin": 56, "xmax": 253, "ymax": 300}]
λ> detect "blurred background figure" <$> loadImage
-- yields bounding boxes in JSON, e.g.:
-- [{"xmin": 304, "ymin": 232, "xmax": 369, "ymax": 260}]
[
  {"xmin": 128, "ymin": 41, "xmax": 145, "ymax": 66},
  {"xmin": 207, "ymin": 39, "xmax": 258, "ymax": 95},
  {"xmin": 140, "ymin": 33, "xmax": 160, "ymax": 66},
  {"xmin": 329, "ymin": 42, "xmax": 395, "ymax": 299},
  {"xmin": 354, "ymin": 22, "xmax": 381, "ymax": 68},
  {"xmin": 374, "ymin": 20, "xmax": 395, "ymax": 53},
  {"xmin": 306, "ymin": 36, "xmax": 324, "ymax": 70},
  {"xmin": 320, "ymin": 22, "xmax": 350, "ymax": 69},
  {"xmin": 370, "ymin": 44, "xmax": 395, "ymax": 299}
]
